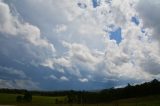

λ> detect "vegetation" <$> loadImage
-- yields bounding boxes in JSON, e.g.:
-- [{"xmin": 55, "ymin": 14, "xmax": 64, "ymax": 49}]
[
  {"xmin": 0, "ymin": 93, "xmax": 160, "ymax": 106},
  {"xmin": 16, "ymin": 91, "xmax": 32, "ymax": 103},
  {"xmin": 0, "ymin": 79, "xmax": 160, "ymax": 105},
  {"xmin": 0, "ymin": 93, "xmax": 17, "ymax": 105},
  {"xmin": 0, "ymin": 93, "xmax": 66, "ymax": 106}
]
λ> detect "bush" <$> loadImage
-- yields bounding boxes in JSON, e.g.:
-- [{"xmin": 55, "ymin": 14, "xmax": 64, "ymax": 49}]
[
  {"xmin": 16, "ymin": 95, "xmax": 23, "ymax": 102},
  {"xmin": 23, "ymin": 91, "xmax": 32, "ymax": 102},
  {"xmin": 16, "ymin": 91, "xmax": 32, "ymax": 103}
]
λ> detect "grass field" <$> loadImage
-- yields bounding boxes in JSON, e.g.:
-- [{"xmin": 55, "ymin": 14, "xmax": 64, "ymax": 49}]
[
  {"xmin": 0, "ymin": 93, "xmax": 66, "ymax": 106},
  {"xmin": 113, "ymin": 95, "xmax": 160, "ymax": 106},
  {"xmin": 0, "ymin": 93, "xmax": 160, "ymax": 106}
]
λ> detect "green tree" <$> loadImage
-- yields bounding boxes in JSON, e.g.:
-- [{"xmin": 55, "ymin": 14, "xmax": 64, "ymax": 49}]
[{"xmin": 23, "ymin": 91, "xmax": 32, "ymax": 102}]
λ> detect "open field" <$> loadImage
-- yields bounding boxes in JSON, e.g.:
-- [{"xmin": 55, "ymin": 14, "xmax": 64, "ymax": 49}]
[
  {"xmin": 0, "ymin": 93, "xmax": 65, "ymax": 106},
  {"xmin": 0, "ymin": 93, "xmax": 160, "ymax": 106},
  {"xmin": 111, "ymin": 95, "xmax": 160, "ymax": 106}
]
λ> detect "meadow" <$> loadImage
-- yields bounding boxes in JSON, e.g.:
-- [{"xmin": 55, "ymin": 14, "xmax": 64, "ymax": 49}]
[
  {"xmin": 0, "ymin": 93, "xmax": 65, "ymax": 106},
  {"xmin": 0, "ymin": 93, "xmax": 160, "ymax": 106}
]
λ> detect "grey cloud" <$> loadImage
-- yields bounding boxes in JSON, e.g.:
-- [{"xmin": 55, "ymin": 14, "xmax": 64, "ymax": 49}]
[
  {"xmin": 0, "ymin": 79, "xmax": 14, "ymax": 88},
  {"xmin": 137, "ymin": 0, "xmax": 160, "ymax": 42},
  {"xmin": 136, "ymin": 0, "xmax": 160, "ymax": 77},
  {"xmin": 0, "ymin": 66, "xmax": 26, "ymax": 78},
  {"xmin": 48, "ymin": 75, "xmax": 58, "ymax": 80},
  {"xmin": 141, "ymin": 57, "xmax": 160, "ymax": 75},
  {"xmin": 0, "ymin": 79, "xmax": 39, "ymax": 90},
  {"xmin": 14, "ymin": 79, "xmax": 39, "ymax": 90}
]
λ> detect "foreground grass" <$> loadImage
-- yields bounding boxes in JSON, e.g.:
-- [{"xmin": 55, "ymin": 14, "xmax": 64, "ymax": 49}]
[
  {"xmin": 0, "ymin": 93, "xmax": 65, "ymax": 106},
  {"xmin": 113, "ymin": 95, "xmax": 160, "ymax": 106},
  {"xmin": 0, "ymin": 93, "xmax": 160, "ymax": 106},
  {"xmin": 0, "ymin": 93, "xmax": 17, "ymax": 105}
]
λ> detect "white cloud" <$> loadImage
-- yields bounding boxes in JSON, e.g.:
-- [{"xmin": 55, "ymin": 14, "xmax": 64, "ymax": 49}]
[
  {"xmin": 54, "ymin": 24, "xmax": 67, "ymax": 33},
  {"xmin": 55, "ymin": 57, "xmax": 72, "ymax": 68},
  {"xmin": 79, "ymin": 78, "xmax": 88, "ymax": 83},
  {"xmin": 61, "ymin": 42, "xmax": 105, "ymax": 79},
  {"xmin": 0, "ymin": 0, "xmax": 56, "ymax": 65},
  {"xmin": 0, "ymin": 1, "xmax": 42, "ymax": 46},
  {"xmin": 42, "ymin": 41, "xmax": 103, "ymax": 77},
  {"xmin": 63, "ymin": 42, "xmax": 100, "ymax": 64},
  {"xmin": 1, "ymin": 0, "xmax": 160, "ymax": 89},
  {"xmin": 0, "ymin": 1, "xmax": 17, "ymax": 35},
  {"xmin": 39, "ymin": 0, "xmax": 160, "ymax": 83},
  {"xmin": 42, "ymin": 59, "xmax": 54, "ymax": 69},
  {"xmin": 18, "ymin": 23, "xmax": 55, "ymax": 51},
  {"xmin": 60, "ymin": 76, "xmax": 69, "ymax": 81}
]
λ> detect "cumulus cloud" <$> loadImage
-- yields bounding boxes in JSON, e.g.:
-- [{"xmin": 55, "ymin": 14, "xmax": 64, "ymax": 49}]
[
  {"xmin": 0, "ymin": 1, "xmax": 46, "ymax": 46},
  {"xmin": 0, "ymin": 1, "xmax": 17, "ymax": 35},
  {"xmin": 62, "ymin": 42, "xmax": 101, "ymax": 68},
  {"xmin": 21, "ymin": 0, "xmax": 160, "ymax": 82},
  {"xmin": 135, "ymin": 0, "xmax": 160, "ymax": 77},
  {"xmin": 79, "ymin": 78, "xmax": 89, "ymax": 83},
  {"xmin": 54, "ymin": 24, "xmax": 67, "ymax": 33},
  {"xmin": 137, "ymin": 0, "xmax": 160, "ymax": 42},
  {"xmin": 60, "ymin": 76, "xmax": 69, "ymax": 81},
  {"xmin": 0, "ymin": 0, "xmax": 160, "ymax": 90},
  {"xmin": 0, "ymin": 0, "xmax": 56, "ymax": 64}
]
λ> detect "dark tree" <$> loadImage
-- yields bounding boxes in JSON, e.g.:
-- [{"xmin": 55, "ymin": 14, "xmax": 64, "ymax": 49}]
[
  {"xmin": 23, "ymin": 91, "xmax": 32, "ymax": 102},
  {"xmin": 16, "ymin": 95, "xmax": 23, "ymax": 102},
  {"xmin": 55, "ymin": 98, "xmax": 58, "ymax": 104}
]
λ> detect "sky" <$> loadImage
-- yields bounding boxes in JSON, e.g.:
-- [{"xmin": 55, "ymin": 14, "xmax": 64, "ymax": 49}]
[{"xmin": 0, "ymin": 0, "xmax": 160, "ymax": 90}]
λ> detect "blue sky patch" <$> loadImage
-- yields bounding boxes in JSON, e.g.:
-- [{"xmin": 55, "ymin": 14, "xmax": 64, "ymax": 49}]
[
  {"xmin": 92, "ymin": 0, "xmax": 101, "ymax": 8},
  {"xmin": 131, "ymin": 16, "xmax": 140, "ymax": 25},
  {"xmin": 141, "ymin": 28, "xmax": 145, "ymax": 33},
  {"xmin": 109, "ymin": 28, "xmax": 122, "ymax": 44}
]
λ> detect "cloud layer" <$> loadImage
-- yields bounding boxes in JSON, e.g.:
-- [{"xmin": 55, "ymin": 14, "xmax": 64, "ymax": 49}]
[{"xmin": 0, "ymin": 0, "xmax": 160, "ymax": 90}]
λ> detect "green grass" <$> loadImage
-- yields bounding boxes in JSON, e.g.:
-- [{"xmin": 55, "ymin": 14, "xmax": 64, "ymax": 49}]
[
  {"xmin": 0, "ymin": 93, "xmax": 17, "ymax": 105},
  {"xmin": 19, "ymin": 95, "xmax": 65, "ymax": 106},
  {"xmin": 112, "ymin": 95, "xmax": 160, "ymax": 106},
  {"xmin": 0, "ymin": 93, "xmax": 160, "ymax": 106},
  {"xmin": 0, "ymin": 93, "xmax": 66, "ymax": 106}
]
